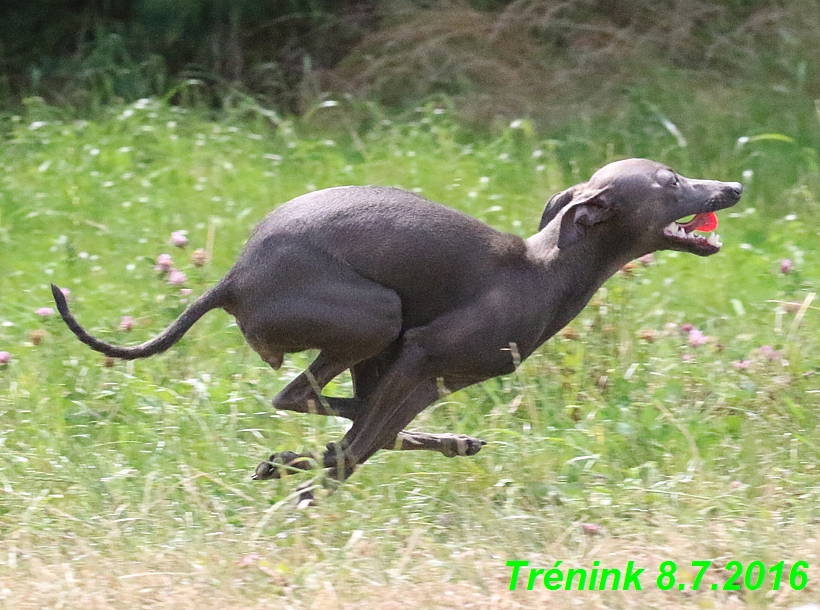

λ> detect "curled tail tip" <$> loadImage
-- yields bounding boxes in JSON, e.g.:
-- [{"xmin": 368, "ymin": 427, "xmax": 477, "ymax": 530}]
[
  {"xmin": 51, "ymin": 283, "xmax": 71, "ymax": 316},
  {"xmin": 51, "ymin": 283, "xmax": 65, "ymax": 303}
]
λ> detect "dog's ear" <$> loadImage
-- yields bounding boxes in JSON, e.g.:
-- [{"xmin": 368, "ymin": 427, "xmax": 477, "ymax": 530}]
[
  {"xmin": 557, "ymin": 187, "xmax": 614, "ymax": 249},
  {"xmin": 539, "ymin": 186, "xmax": 577, "ymax": 231}
]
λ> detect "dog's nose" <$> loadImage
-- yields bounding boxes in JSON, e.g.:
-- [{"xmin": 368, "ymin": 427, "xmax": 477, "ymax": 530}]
[{"xmin": 728, "ymin": 182, "xmax": 743, "ymax": 197}]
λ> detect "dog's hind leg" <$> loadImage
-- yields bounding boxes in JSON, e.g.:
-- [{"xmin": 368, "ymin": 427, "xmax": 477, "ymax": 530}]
[
  {"xmin": 254, "ymin": 346, "xmax": 486, "ymax": 482},
  {"xmin": 270, "ymin": 343, "xmax": 404, "ymax": 425},
  {"xmin": 271, "ymin": 345, "xmax": 403, "ymax": 417},
  {"xmin": 315, "ymin": 341, "xmax": 442, "ymax": 481},
  {"xmin": 271, "ymin": 351, "xmax": 364, "ymax": 420},
  {"xmin": 276, "ymin": 349, "xmax": 488, "ymax": 456},
  {"xmin": 254, "ymin": 351, "xmax": 362, "ymax": 480},
  {"xmin": 348, "ymin": 350, "xmax": 486, "ymax": 458}
]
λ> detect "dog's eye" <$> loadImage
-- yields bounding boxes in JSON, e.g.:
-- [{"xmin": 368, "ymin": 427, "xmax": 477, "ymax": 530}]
[{"xmin": 657, "ymin": 168, "xmax": 679, "ymax": 187}]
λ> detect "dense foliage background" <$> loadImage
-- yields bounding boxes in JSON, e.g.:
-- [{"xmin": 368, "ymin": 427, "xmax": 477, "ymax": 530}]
[{"xmin": 2, "ymin": 1, "xmax": 819, "ymax": 129}]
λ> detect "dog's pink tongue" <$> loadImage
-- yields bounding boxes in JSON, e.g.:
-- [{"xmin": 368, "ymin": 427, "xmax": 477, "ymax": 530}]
[{"xmin": 681, "ymin": 212, "xmax": 718, "ymax": 233}]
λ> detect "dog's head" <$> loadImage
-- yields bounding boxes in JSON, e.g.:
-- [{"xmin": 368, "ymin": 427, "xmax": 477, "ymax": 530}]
[{"xmin": 540, "ymin": 158, "xmax": 742, "ymax": 257}]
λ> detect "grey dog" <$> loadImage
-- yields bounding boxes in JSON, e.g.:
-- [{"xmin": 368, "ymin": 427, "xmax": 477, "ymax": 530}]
[{"xmin": 52, "ymin": 158, "xmax": 741, "ymax": 484}]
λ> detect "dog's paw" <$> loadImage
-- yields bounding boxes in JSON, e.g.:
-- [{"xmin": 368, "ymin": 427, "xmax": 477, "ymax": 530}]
[
  {"xmin": 295, "ymin": 481, "xmax": 317, "ymax": 508},
  {"xmin": 251, "ymin": 450, "xmax": 306, "ymax": 480},
  {"xmin": 444, "ymin": 435, "xmax": 487, "ymax": 457},
  {"xmin": 251, "ymin": 452, "xmax": 288, "ymax": 480},
  {"xmin": 322, "ymin": 441, "xmax": 350, "ymax": 468}
]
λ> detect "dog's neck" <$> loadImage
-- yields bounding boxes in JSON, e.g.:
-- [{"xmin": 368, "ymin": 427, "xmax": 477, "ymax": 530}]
[{"xmin": 525, "ymin": 222, "xmax": 639, "ymax": 344}]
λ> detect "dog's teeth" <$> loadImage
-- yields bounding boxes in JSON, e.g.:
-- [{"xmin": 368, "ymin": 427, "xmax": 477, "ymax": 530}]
[
  {"xmin": 706, "ymin": 233, "xmax": 722, "ymax": 247},
  {"xmin": 665, "ymin": 224, "xmax": 722, "ymax": 247}
]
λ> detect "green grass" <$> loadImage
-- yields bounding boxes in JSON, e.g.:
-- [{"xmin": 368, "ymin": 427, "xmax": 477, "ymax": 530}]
[{"xmin": 2, "ymin": 98, "xmax": 820, "ymax": 608}]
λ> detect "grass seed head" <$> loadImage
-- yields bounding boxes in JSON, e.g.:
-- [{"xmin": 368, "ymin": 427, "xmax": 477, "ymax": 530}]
[{"xmin": 191, "ymin": 248, "xmax": 209, "ymax": 267}]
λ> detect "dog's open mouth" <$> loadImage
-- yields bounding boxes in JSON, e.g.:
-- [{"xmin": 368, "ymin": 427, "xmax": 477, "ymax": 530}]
[{"xmin": 663, "ymin": 211, "xmax": 722, "ymax": 254}]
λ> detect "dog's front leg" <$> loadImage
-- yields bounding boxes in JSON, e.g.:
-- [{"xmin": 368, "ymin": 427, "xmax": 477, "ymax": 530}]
[
  {"xmin": 319, "ymin": 343, "xmax": 441, "ymax": 481},
  {"xmin": 384, "ymin": 431, "xmax": 486, "ymax": 457}
]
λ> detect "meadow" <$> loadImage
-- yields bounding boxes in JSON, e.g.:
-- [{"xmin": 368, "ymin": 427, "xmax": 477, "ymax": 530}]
[{"xmin": 2, "ymin": 95, "xmax": 820, "ymax": 608}]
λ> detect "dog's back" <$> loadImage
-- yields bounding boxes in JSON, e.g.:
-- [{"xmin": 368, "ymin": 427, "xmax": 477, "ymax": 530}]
[{"xmin": 231, "ymin": 186, "xmax": 528, "ymax": 324}]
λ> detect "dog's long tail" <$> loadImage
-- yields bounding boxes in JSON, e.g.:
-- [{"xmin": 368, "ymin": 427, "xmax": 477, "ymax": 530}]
[{"xmin": 51, "ymin": 281, "xmax": 230, "ymax": 360}]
